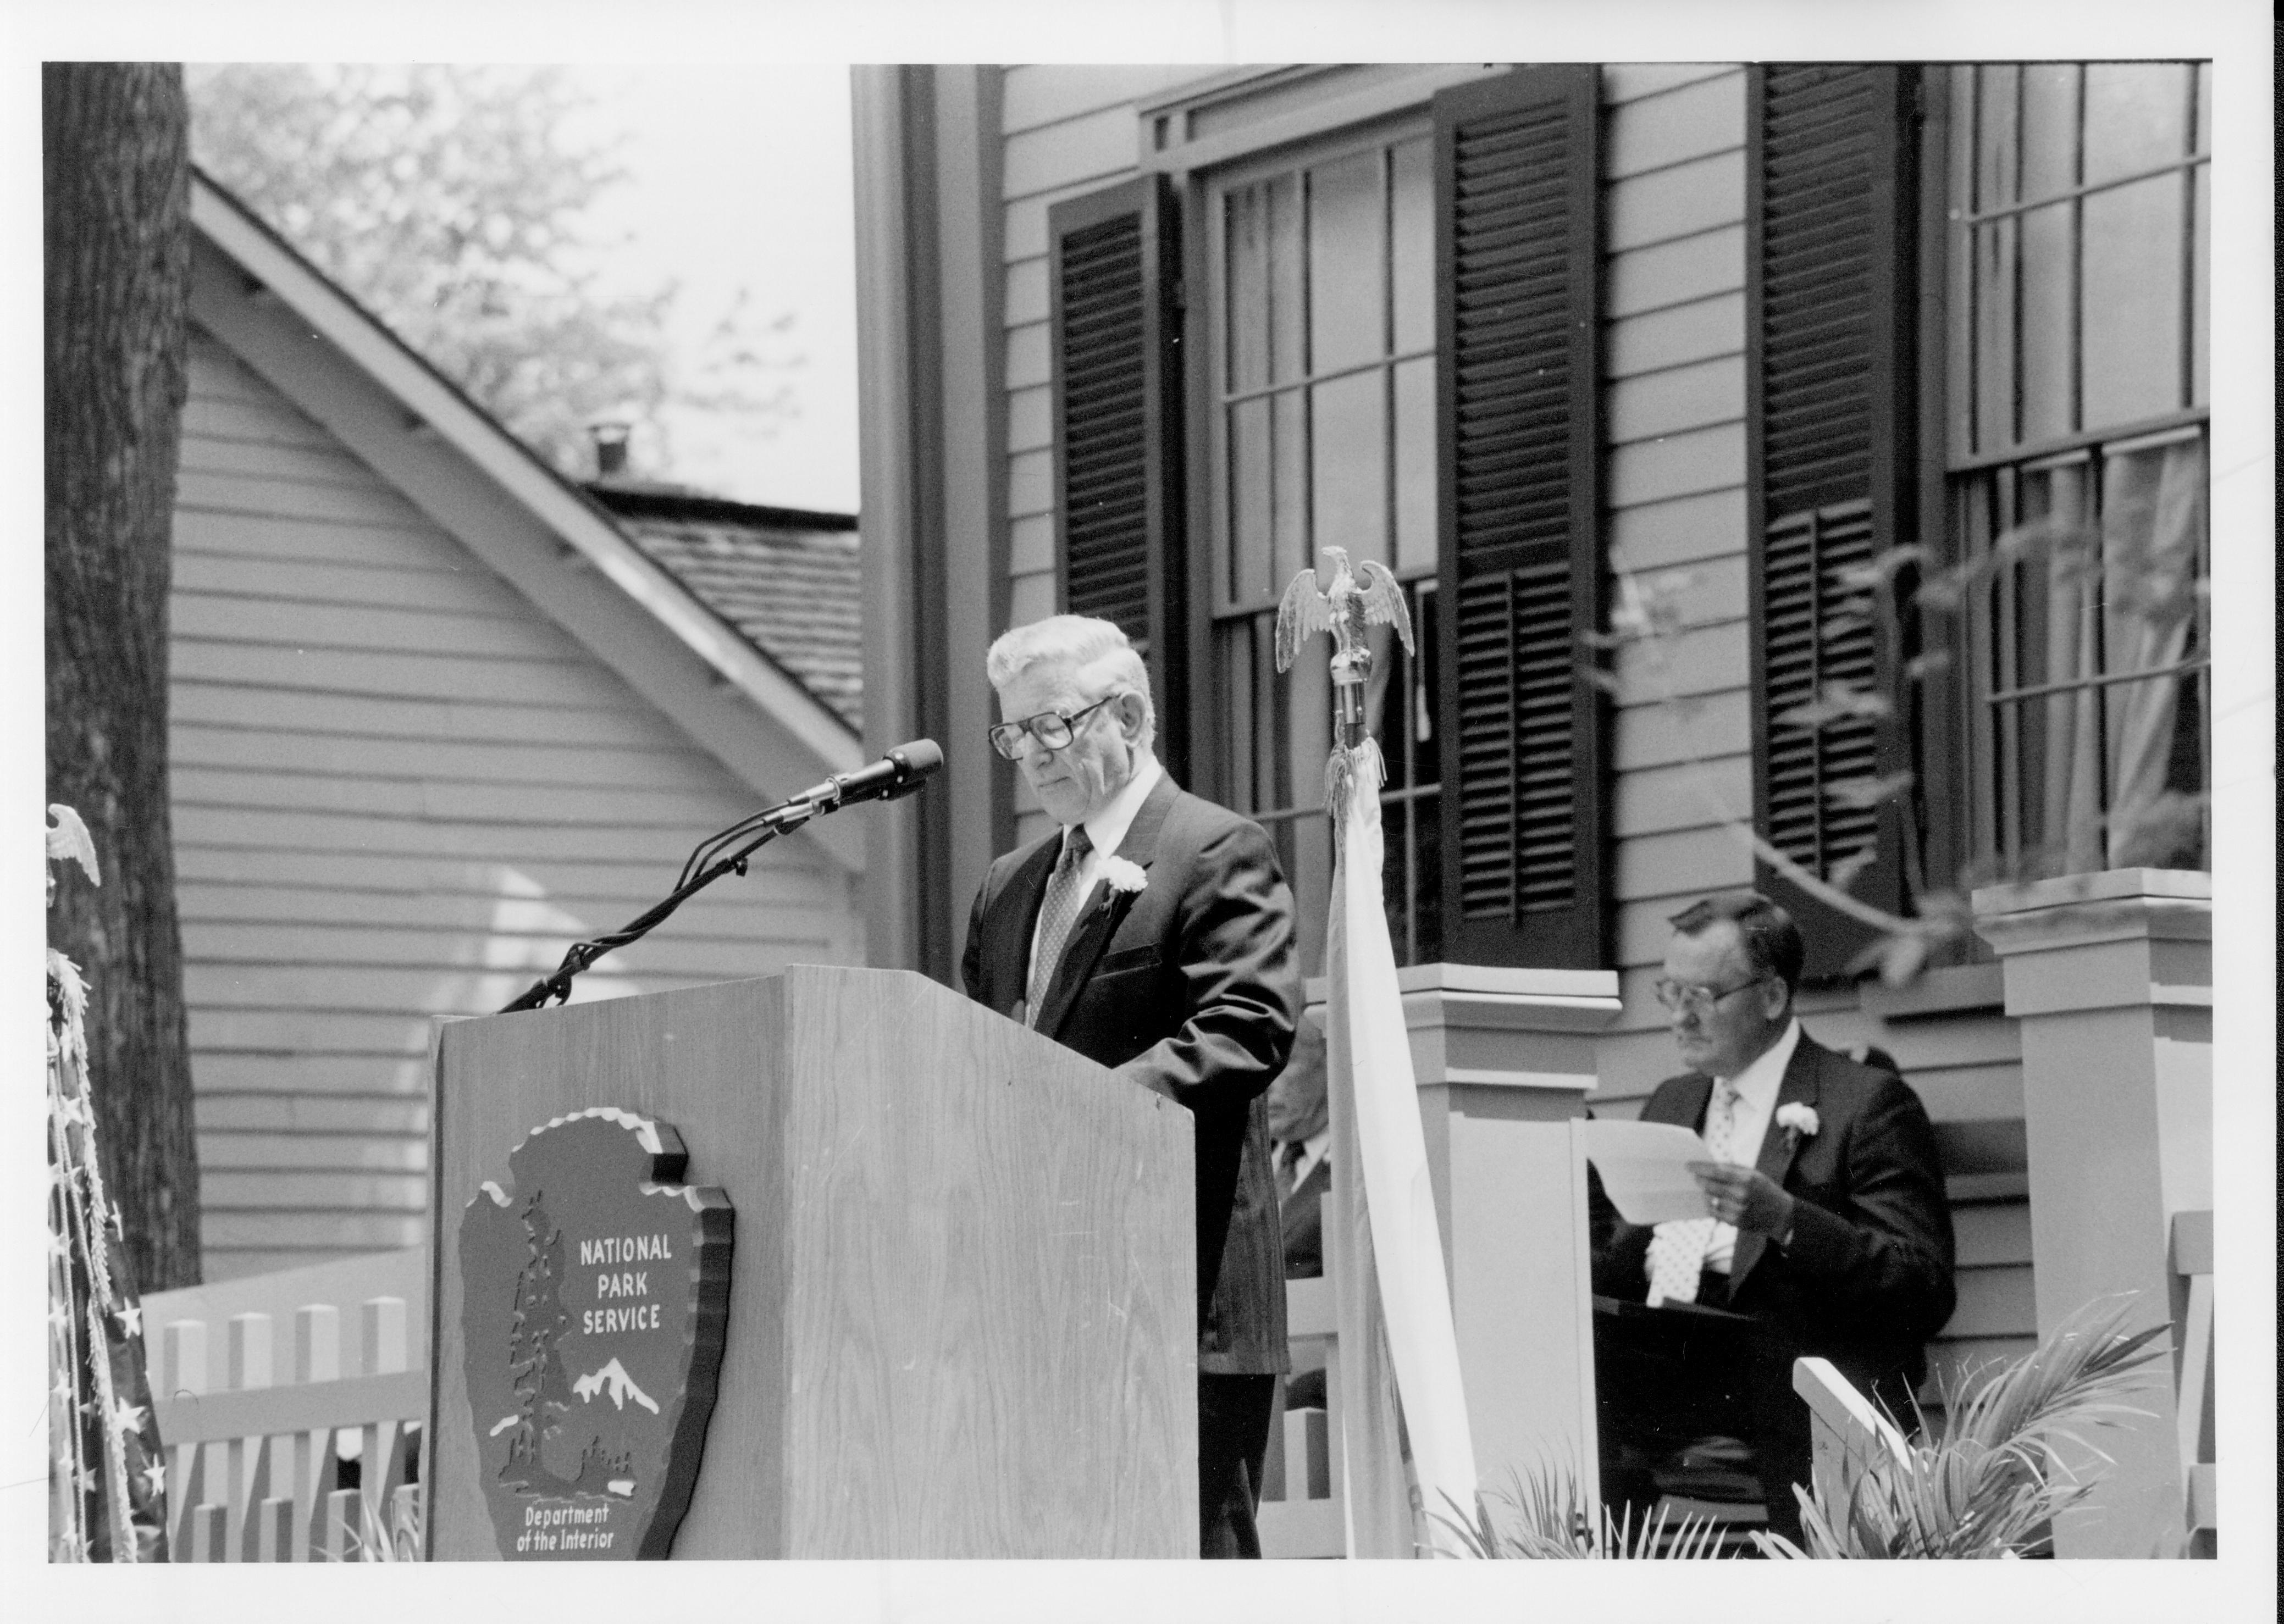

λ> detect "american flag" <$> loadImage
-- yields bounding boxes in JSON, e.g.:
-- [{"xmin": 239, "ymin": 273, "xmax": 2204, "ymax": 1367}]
[{"xmin": 48, "ymin": 807, "xmax": 168, "ymax": 1563}]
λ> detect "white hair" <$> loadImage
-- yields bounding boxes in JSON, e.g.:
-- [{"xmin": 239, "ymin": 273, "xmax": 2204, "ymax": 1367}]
[{"xmin": 986, "ymin": 614, "xmax": 1155, "ymax": 748}]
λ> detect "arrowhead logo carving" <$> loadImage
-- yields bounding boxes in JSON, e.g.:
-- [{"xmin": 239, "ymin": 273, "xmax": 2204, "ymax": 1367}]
[{"xmin": 459, "ymin": 1107, "xmax": 732, "ymax": 1559}]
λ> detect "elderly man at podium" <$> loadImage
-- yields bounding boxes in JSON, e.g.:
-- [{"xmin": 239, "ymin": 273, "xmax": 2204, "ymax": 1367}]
[{"xmin": 961, "ymin": 614, "xmax": 1301, "ymax": 1560}]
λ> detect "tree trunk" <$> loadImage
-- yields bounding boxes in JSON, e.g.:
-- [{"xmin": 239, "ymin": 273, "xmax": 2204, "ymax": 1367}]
[{"xmin": 45, "ymin": 63, "xmax": 201, "ymax": 1291}]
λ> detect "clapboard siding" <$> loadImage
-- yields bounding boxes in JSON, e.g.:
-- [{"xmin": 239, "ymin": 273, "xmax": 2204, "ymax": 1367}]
[
  {"xmin": 1613, "ymin": 756, "xmax": 1751, "ymax": 839},
  {"xmin": 173, "ymin": 683, "xmax": 695, "ymax": 749},
  {"xmin": 1001, "ymin": 64, "xmax": 1203, "ymax": 136},
  {"xmin": 1597, "ymin": 64, "xmax": 1754, "ymax": 1051},
  {"xmin": 174, "ymin": 590, "xmax": 591, "ymax": 662},
  {"xmin": 185, "ymin": 921, "xmax": 836, "ymax": 976},
  {"xmin": 1608, "ymin": 487, "xmax": 1748, "ymax": 572},
  {"xmin": 175, "ymin": 550, "xmax": 537, "ymax": 616},
  {"xmin": 996, "ymin": 66, "xmax": 1215, "ymax": 712},
  {"xmin": 172, "ymin": 725, "xmax": 736, "ymax": 792},
  {"xmin": 1606, "ymin": 354, "xmax": 1745, "ymax": 446},
  {"xmin": 176, "ymin": 857, "xmax": 833, "ymax": 917},
  {"xmin": 1605, "ymin": 70, "xmax": 1746, "ymax": 179},
  {"xmin": 175, "ymin": 327, "xmax": 860, "ymax": 1281},
  {"xmin": 1003, "ymin": 103, "xmax": 1138, "ymax": 201},
  {"xmin": 1605, "ymin": 291, "xmax": 1747, "ymax": 378},
  {"xmin": 174, "ymin": 640, "xmax": 639, "ymax": 710},
  {"xmin": 175, "ymin": 507, "xmax": 476, "ymax": 568}
]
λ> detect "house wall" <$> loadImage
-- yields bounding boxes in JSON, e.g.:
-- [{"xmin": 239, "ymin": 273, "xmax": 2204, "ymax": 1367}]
[
  {"xmin": 174, "ymin": 328, "xmax": 863, "ymax": 1282},
  {"xmin": 998, "ymin": 66, "xmax": 1205, "ymax": 850},
  {"xmin": 933, "ymin": 63, "xmax": 2032, "ymax": 1392}
]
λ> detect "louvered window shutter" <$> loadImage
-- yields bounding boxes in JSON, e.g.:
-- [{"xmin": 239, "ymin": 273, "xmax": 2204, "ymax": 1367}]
[
  {"xmin": 1431, "ymin": 66, "xmax": 1609, "ymax": 970},
  {"xmin": 1047, "ymin": 175, "xmax": 1186, "ymax": 772},
  {"xmin": 1747, "ymin": 65, "xmax": 1920, "ymax": 978}
]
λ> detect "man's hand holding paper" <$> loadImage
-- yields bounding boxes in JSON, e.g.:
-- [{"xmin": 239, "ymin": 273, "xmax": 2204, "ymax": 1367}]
[{"xmin": 1583, "ymin": 1121, "xmax": 1719, "ymax": 1224}]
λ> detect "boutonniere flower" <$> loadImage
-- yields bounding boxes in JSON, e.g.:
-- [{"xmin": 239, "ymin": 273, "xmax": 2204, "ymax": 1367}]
[
  {"xmin": 1099, "ymin": 856, "xmax": 1149, "ymax": 896},
  {"xmin": 1775, "ymin": 1102, "xmax": 1820, "ymax": 1141}
]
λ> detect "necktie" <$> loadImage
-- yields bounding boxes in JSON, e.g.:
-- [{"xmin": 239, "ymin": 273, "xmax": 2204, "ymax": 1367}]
[
  {"xmin": 1645, "ymin": 1080, "xmax": 1742, "ymax": 1307},
  {"xmin": 1025, "ymin": 827, "xmax": 1093, "ymax": 1027}
]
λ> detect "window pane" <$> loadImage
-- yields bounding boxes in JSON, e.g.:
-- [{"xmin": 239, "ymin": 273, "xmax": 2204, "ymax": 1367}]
[
  {"xmin": 1227, "ymin": 397, "xmax": 1271, "ymax": 603},
  {"xmin": 1273, "ymin": 389, "xmax": 1309, "ymax": 590},
  {"xmin": 2020, "ymin": 63, "xmax": 2080, "ymax": 199},
  {"xmin": 1310, "ymin": 370, "xmax": 1389, "ymax": 568},
  {"xmin": 1226, "ymin": 184, "xmax": 1270, "ymax": 393},
  {"xmin": 2018, "ymin": 200, "xmax": 2075, "ymax": 443},
  {"xmin": 1393, "ymin": 355, "xmax": 1436, "ymax": 574},
  {"xmin": 1269, "ymin": 173, "xmax": 1306, "ymax": 386},
  {"xmin": 2194, "ymin": 62, "xmax": 2210, "ymax": 154},
  {"xmin": 1948, "ymin": 74, "xmax": 1978, "ymax": 454},
  {"xmin": 2191, "ymin": 162, "xmax": 2208, "ymax": 406},
  {"xmin": 1976, "ymin": 64, "xmax": 2020, "ymax": 212},
  {"xmin": 1221, "ymin": 618, "xmax": 1257, "ymax": 813},
  {"xmin": 2083, "ymin": 63, "xmax": 2190, "ymax": 185},
  {"xmin": 1390, "ymin": 135, "xmax": 1434, "ymax": 354},
  {"xmin": 1308, "ymin": 150, "xmax": 1385, "ymax": 375},
  {"xmin": 2082, "ymin": 176, "xmax": 2185, "ymax": 429},
  {"xmin": 1973, "ymin": 218, "xmax": 2018, "ymax": 452}
]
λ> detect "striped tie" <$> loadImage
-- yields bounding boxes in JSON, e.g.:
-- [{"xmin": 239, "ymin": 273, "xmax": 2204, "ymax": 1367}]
[
  {"xmin": 1025, "ymin": 827, "xmax": 1093, "ymax": 1027},
  {"xmin": 1645, "ymin": 1080, "xmax": 1741, "ymax": 1307}
]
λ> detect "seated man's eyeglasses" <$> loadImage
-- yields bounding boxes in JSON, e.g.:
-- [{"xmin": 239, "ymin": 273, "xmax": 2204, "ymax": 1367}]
[
  {"xmin": 987, "ymin": 696, "xmax": 1117, "ymax": 760},
  {"xmin": 1651, "ymin": 975, "xmax": 1767, "ymax": 1016}
]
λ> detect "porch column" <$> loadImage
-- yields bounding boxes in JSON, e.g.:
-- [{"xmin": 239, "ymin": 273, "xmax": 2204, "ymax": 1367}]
[
  {"xmin": 1309, "ymin": 963, "xmax": 1622, "ymax": 1500},
  {"xmin": 1973, "ymin": 868, "xmax": 2211, "ymax": 1558}
]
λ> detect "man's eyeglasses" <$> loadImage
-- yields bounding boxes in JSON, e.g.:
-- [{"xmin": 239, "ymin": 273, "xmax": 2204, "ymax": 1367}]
[
  {"xmin": 987, "ymin": 696, "xmax": 1116, "ymax": 760},
  {"xmin": 1651, "ymin": 975, "xmax": 1767, "ymax": 1016}
]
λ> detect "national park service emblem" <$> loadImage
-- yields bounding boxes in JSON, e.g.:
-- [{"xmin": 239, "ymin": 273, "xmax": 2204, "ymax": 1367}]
[{"xmin": 459, "ymin": 1107, "xmax": 732, "ymax": 1559}]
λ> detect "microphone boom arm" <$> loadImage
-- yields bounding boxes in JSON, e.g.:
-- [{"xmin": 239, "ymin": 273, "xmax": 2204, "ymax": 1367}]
[{"xmin": 496, "ymin": 739, "xmax": 941, "ymax": 1014}]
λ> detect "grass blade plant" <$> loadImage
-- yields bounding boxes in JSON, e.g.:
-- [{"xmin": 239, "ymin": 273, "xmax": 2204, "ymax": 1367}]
[
  {"xmin": 1754, "ymin": 1298, "xmax": 2168, "ymax": 1559},
  {"xmin": 1434, "ymin": 1462, "xmax": 1732, "ymax": 1559}
]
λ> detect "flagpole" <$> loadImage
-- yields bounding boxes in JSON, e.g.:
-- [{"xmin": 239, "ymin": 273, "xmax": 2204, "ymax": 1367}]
[{"xmin": 1278, "ymin": 558, "xmax": 1478, "ymax": 1556}]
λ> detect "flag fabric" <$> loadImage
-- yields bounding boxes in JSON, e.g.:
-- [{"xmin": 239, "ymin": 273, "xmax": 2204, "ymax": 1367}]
[
  {"xmin": 48, "ymin": 807, "xmax": 168, "ymax": 1564},
  {"xmin": 1321, "ymin": 744, "xmax": 1478, "ymax": 1556}
]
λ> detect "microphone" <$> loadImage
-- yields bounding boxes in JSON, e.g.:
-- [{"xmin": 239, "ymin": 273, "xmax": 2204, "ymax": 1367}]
[{"xmin": 785, "ymin": 738, "xmax": 943, "ymax": 816}]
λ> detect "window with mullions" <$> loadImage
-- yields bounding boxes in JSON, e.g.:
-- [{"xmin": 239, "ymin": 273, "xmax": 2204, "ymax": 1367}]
[
  {"xmin": 1204, "ymin": 127, "xmax": 1440, "ymax": 978},
  {"xmin": 1944, "ymin": 62, "xmax": 2210, "ymax": 878}
]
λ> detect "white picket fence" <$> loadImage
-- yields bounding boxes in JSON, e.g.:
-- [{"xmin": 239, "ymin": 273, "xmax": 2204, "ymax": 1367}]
[
  {"xmin": 143, "ymin": 1247, "xmax": 428, "ymax": 1560},
  {"xmin": 1257, "ymin": 1273, "xmax": 1344, "ymax": 1558},
  {"xmin": 2171, "ymin": 1207, "xmax": 2214, "ymax": 1553}
]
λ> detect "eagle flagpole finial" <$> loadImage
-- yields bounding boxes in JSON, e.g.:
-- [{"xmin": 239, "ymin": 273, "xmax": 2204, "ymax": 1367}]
[{"xmin": 1274, "ymin": 546, "xmax": 1415, "ymax": 751}]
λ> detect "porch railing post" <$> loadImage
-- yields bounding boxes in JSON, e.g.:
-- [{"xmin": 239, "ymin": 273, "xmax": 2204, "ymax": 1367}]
[{"xmin": 1973, "ymin": 867, "xmax": 2211, "ymax": 1557}]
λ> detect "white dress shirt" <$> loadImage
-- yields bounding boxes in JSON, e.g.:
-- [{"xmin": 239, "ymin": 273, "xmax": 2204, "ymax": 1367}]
[
  {"xmin": 1025, "ymin": 752, "xmax": 1163, "ymax": 989},
  {"xmin": 1704, "ymin": 1015, "xmax": 1802, "ymax": 1274}
]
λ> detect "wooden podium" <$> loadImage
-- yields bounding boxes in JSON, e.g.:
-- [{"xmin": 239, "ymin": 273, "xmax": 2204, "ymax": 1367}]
[{"xmin": 424, "ymin": 966, "xmax": 1198, "ymax": 1558}]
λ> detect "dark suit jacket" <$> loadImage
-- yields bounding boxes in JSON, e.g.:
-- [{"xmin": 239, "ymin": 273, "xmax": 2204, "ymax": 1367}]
[
  {"xmin": 1591, "ymin": 1034, "xmax": 1956, "ymax": 1404},
  {"xmin": 1278, "ymin": 1151, "xmax": 1329, "ymax": 1281},
  {"xmin": 961, "ymin": 772, "xmax": 1301, "ymax": 1376}
]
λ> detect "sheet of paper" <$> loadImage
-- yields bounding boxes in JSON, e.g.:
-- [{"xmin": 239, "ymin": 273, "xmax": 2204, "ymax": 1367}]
[{"xmin": 1584, "ymin": 1120, "xmax": 1717, "ymax": 1225}]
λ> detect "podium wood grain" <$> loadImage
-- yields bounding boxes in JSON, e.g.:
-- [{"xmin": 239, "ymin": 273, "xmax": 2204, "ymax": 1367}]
[{"xmin": 427, "ymin": 966, "xmax": 1198, "ymax": 1558}]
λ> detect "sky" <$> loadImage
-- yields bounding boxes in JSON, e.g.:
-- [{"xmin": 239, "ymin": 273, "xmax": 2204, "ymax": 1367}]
[{"xmin": 559, "ymin": 66, "xmax": 861, "ymax": 513}]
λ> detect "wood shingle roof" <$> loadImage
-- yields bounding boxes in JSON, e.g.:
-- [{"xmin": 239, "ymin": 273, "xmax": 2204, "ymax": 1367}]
[{"xmin": 587, "ymin": 485, "xmax": 864, "ymax": 735}]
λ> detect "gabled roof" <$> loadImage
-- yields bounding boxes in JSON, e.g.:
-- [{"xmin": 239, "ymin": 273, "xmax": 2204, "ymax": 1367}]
[
  {"xmin": 587, "ymin": 486, "xmax": 864, "ymax": 734},
  {"xmin": 184, "ymin": 171, "xmax": 865, "ymax": 869}
]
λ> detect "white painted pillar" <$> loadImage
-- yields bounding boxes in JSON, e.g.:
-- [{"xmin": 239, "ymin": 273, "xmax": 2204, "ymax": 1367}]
[{"xmin": 1973, "ymin": 868, "xmax": 2211, "ymax": 1558}]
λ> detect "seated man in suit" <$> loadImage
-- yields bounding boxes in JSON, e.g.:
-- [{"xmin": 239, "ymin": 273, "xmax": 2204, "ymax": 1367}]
[
  {"xmin": 960, "ymin": 614, "xmax": 1300, "ymax": 1560},
  {"xmin": 1267, "ymin": 1017, "xmax": 1330, "ymax": 1282},
  {"xmin": 1267, "ymin": 1019, "xmax": 1331, "ymax": 1411},
  {"xmin": 1590, "ymin": 891, "xmax": 1955, "ymax": 1544}
]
